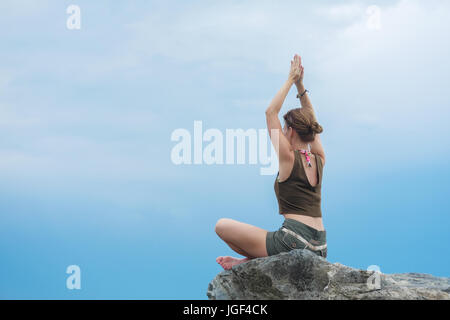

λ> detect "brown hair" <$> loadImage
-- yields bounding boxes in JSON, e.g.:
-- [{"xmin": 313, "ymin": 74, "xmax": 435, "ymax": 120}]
[{"xmin": 283, "ymin": 108, "xmax": 323, "ymax": 143}]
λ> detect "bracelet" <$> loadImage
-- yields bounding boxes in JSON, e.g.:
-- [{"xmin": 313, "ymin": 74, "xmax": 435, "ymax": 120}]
[{"xmin": 297, "ymin": 89, "xmax": 309, "ymax": 99}]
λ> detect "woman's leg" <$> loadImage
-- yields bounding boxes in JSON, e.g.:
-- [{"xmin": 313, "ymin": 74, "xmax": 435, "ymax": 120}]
[
  {"xmin": 215, "ymin": 239, "xmax": 253, "ymax": 270},
  {"xmin": 215, "ymin": 218, "xmax": 269, "ymax": 258},
  {"xmin": 222, "ymin": 239, "xmax": 256, "ymax": 258}
]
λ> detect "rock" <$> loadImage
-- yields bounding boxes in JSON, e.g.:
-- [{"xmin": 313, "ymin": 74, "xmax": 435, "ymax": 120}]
[{"xmin": 207, "ymin": 249, "xmax": 450, "ymax": 300}]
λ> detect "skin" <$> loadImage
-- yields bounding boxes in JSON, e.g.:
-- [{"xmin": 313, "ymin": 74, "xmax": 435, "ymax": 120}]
[{"xmin": 216, "ymin": 54, "xmax": 326, "ymax": 270}]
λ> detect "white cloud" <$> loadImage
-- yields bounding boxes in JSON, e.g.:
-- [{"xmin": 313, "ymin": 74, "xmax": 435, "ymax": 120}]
[
  {"xmin": 1, "ymin": 0, "xmax": 450, "ymax": 184},
  {"xmin": 0, "ymin": 103, "xmax": 42, "ymax": 128},
  {"xmin": 0, "ymin": 0, "xmax": 50, "ymax": 17},
  {"xmin": 125, "ymin": 1, "xmax": 320, "ymax": 73},
  {"xmin": 315, "ymin": 2, "xmax": 365, "ymax": 22},
  {"xmin": 231, "ymin": 98, "xmax": 272, "ymax": 109},
  {"xmin": 0, "ymin": 135, "xmax": 173, "ymax": 182}
]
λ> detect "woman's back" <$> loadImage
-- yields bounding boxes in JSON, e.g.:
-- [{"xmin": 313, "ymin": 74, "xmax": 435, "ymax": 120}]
[{"xmin": 275, "ymin": 149, "xmax": 325, "ymax": 231}]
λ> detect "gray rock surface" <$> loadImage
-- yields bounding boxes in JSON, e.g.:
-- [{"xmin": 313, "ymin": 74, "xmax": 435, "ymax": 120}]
[{"xmin": 207, "ymin": 249, "xmax": 450, "ymax": 300}]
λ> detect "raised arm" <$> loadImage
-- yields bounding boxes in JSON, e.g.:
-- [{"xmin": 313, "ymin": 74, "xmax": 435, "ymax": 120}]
[
  {"xmin": 265, "ymin": 55, "xmax": 302, "ymax": 163},
  {"xmin": 265, "ymin": 79, "xmax": 295, "ymax": 162},
  {"xmin": 294, "ymin": 64, "xmax": 326, "ymax": 165}
]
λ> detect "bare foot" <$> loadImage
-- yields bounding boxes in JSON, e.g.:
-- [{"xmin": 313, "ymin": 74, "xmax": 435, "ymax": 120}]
[{"xmin": 216, "ymin": 256, "xmax": 250, "ymax": 270}]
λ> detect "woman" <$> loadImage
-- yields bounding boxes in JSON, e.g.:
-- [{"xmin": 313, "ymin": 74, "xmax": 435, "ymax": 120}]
[{"xmin": 215, "ymin": 54, "xmax": 327, "ymax": 270}]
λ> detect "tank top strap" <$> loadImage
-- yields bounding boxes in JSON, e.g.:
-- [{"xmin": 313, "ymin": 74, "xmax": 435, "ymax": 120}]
[
  {"xmin": 318, "ymin": 153, "xmax": 323, "ymax": 168},
  {"xmin": 315, "ymin": 152, "xmax": 323, "ymax": 185},
  {"xmin": 291, "ymin": 149, "xmax": 302, "ymax": 174},
  {"xmin": 277, "ymin": 150, "xmax": 301, "ymax": 183}
]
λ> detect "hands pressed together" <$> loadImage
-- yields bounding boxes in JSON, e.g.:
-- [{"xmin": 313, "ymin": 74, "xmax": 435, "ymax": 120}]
[{"xmin": 288, "ymin": 54, "xmax": 304, "ymax": 85}]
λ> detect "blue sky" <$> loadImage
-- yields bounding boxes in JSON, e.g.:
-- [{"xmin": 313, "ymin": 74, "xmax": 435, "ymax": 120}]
[{"xmin": 1, "ymin": 0, "xmax": 449, "ymax": 299}]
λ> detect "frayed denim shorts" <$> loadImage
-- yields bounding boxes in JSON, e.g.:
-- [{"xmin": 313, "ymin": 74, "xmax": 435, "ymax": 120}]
[{"xmin": 266, "ymin": 218, "xmax": 327, "ymax": 259}]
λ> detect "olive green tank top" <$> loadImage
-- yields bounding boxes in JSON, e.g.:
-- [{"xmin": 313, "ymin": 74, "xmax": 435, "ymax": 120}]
[{"xmin": 274, "ymin": 149, "xmax": 323, "ymax": 218}]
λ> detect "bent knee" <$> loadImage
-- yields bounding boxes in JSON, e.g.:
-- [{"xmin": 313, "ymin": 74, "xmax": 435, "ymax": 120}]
[{"xmin": 215, "ymin": 218, "xmax": 234, "ymax": 236}]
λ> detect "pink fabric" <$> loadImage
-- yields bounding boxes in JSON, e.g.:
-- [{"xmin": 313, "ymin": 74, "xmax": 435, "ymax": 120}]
[{"xmin": 298, "ymin": 149, "xmax": 312, "ymax": 167}]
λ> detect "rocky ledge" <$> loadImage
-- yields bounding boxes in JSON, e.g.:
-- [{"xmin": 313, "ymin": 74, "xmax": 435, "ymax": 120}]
[{"xmin": 207, "ymin": 249, "xmax": 450, "ymax": 300}]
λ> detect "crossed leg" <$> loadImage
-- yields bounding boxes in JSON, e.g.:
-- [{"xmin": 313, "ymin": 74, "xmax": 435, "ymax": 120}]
[{"xmin": 215, "ymin": 218, "xmax": 269, "ymax": 270}]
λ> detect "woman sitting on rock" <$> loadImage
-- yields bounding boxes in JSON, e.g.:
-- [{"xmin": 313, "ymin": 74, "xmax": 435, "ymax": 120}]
[{"xmin": 215, "ymin": 54, "xmax": 327, "ymax": 270}]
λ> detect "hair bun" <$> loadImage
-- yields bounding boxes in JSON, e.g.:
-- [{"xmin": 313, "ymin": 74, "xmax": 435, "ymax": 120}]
[{"xmin": 310, "ymin": 122, "xmax": 323, "ymax": 134}]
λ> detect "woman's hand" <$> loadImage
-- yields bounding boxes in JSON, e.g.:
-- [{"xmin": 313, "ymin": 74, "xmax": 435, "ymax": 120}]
[
  {"xmin": 296, "ymin": 64, "xmax": 304, "ymax": 86},
  {"xmin": 288, "ymin": 54, "xmax": 303, "ymax": 84}
]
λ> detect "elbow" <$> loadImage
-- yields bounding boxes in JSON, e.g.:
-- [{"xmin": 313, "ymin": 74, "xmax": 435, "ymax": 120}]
[{"xmin": 265, "ymin": 108, "xmax": 276, "ymax": 116}]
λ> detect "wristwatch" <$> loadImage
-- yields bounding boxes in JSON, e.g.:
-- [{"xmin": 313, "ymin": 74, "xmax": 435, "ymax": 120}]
[{"xmin": 297, "ymin": 89, "xmax": 309, "ymax": 99}]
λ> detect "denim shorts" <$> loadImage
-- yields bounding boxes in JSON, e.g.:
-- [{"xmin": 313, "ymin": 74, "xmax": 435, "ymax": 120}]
[{"xmin": 266, "ymin": 218, "xmax": 327, "ymax": 259}]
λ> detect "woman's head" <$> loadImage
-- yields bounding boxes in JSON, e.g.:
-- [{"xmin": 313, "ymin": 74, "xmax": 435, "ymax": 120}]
[{"xmin": 282, "ymin": 107, "xmax": 323, "ymax": 143}]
